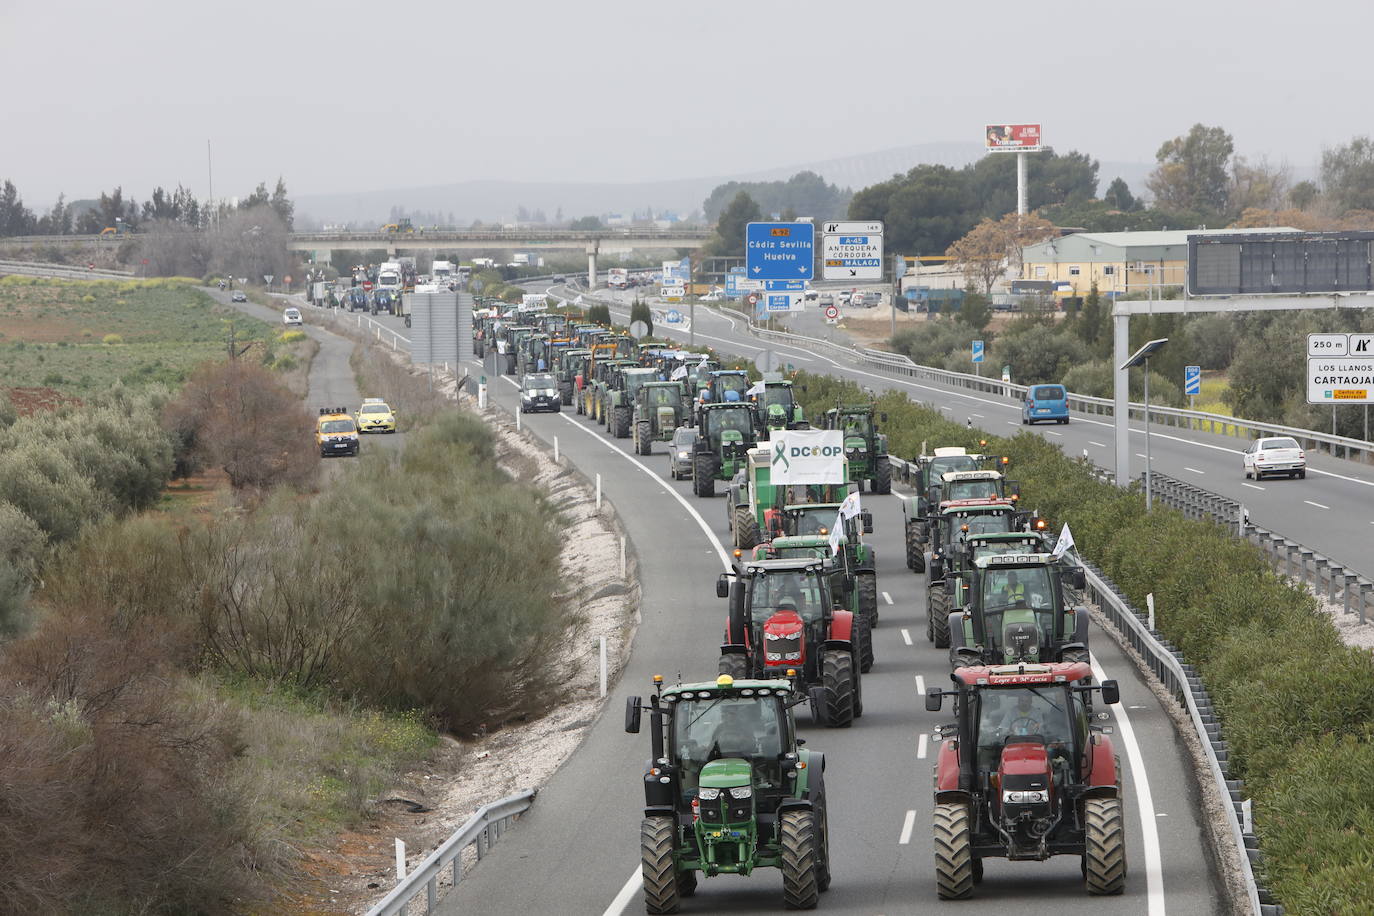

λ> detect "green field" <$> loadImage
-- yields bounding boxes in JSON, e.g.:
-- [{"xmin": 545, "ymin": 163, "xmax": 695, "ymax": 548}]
[{"xmin": 0, "ymin": 277, "xmax": 275, "ymax": 394}]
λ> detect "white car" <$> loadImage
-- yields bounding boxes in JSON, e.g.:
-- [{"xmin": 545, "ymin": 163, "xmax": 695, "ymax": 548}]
[
  {"xmin": 1243, "ymin": 436, "xmax": 1306, "ymax": 480},
  {"xmin": 700, "ymin": 289, "xmax": 725, "ymax": 302},
  {"xmin": 282, "ymin": 307, "xmax": 303, "ymax": 326}
]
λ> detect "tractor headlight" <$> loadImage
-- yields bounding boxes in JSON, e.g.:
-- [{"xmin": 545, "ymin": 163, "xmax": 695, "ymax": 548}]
[
  {"xmin": 728, "ymin": 786, "xmax": 752, "ymax": 800},
  {"xmin": 1003, "ymin": 789, "xmax": 1048, "ymax": 804},
  {"xmin": 698, "ymin": 787, "xmax": 721, "ymax": 800}
]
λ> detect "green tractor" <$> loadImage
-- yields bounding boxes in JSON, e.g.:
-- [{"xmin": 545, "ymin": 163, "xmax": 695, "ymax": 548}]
[
  {"xmin": 947, "ymin": 550, "xmax": 1090, "ymax": 671},
  {"xmin": 692, "ymin": 403, "xmax": 759, "ymax": 498},
  {"xmin": 553, "ymin": 347, "xmax": 591, "ymax": 406},
  {"xmin": 747, "ymin": 375, "xmax": 807, "ymax": 439},
  {"xmin": 774, "ymin": 504, "xmax": 878, "ymax": 634},
  {"xmin": 633, "ymin": 380, "xmax": 688, "ymax": 455},
  {"xmin": 925, "ymin": 499, "xmax": 1026, "ymax": 649},
  {"xmin": 724, "ymin": 446, "xmax": 850, "ymax": 551},
  {"xmin": 900, "ymin": 449, "xmax": 1013, "ymax": 568},
  {"xmin": 588, "ymin": 357, "xmax": 637, "ymax": 425},
  {"xmin": 624, "ymin": 673, "xmax": 831, "ymax": 913},
  {"xmin": 822, "ymin": 403, "xmax": 891, "ymax": 494},
  {"xmin": 604, "ymin": 366, "xmax": 660, "ymax": 439}
]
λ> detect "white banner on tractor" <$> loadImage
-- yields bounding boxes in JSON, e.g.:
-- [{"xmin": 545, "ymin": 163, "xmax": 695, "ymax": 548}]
[{"xmin": 770, "ymin": 430, "xmax": 846, "ymax": 485}]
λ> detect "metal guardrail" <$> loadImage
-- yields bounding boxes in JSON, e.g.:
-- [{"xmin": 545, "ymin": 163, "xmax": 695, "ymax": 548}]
[
  {"xmin": 0, "ymin": 258, "xmax": 134, "ymax": 280},
  {"xmin": 291, "ymin": 228, "xmax": 713, "ymax": 243},
  {"xmin": 1149, "ymin": 472, "xmax": 1373, "ymax": 621},
  {"xmin": 365, "ymin": 789, "xmax": 536, "ymax": 916},
  {"xmin": 743, "ymin": 323, "xmax": 1374, "ymax": 464},
  {"xmin": 885, "ymin": 456, "xmax": 1276, "ymax": 914}
]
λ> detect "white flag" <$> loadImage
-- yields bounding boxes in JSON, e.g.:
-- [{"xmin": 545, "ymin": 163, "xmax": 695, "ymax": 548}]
[
  {"xmin": 837, "ymin": 490, "xmax": 862, "ymax": 520},
  {"xmin": 746, "ymin": 381, "xmax": 765, "ymax": 397},
  {"xmin": 1052, "ymin": 523, "xmax": 1076, "ymax": 558},
  {"xmin": 828, "ymin": 510, "xmax": 845, "ymax": 556},
  {"xmin": 574, "ymin": 295, "xmax": 584, "ymax": 305},
  {"xmin": 670, "ymin": 365, "xmax": 688, "ymax": 381}
]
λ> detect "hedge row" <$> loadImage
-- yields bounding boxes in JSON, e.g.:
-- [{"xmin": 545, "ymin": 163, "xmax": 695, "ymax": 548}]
[{"xmin": 792, "ymin": 370, "xmax": 1374, "ymax": 915}]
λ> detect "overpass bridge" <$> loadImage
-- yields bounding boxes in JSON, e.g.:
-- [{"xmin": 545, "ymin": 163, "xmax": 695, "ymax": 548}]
[
  {"xmin": 0, "ymin": 227, "xmax": 714, "ymax": 285},
  {"xmin": 287, "ymin": 228, "xmax": 713, "ymax": 283}
]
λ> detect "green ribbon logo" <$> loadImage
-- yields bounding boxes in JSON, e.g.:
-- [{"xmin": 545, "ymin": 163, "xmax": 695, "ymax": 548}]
[{"xmin": 772, "ymin": 440, "xmax": 790, "ymax": 472}]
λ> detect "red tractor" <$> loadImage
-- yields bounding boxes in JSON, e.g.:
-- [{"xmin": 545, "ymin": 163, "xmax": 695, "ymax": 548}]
[
  {"xmin": 924, "ymin": 661, "xmax": 1125, "ymax": 899},
  {"xmin": 716, "ymin": 557, "xmax": 868, "ymax": 728}
]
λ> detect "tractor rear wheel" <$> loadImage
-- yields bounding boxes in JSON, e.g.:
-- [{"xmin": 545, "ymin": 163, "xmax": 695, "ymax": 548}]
[
  {"xmin": 873, "ymin": 456, "xmax": 892, "ymax": 494},
  {"xmin": 905, "ymin": 522, "xmax": 926, "ymax": 572},
  {"xmin": 636, "ymin": 420, "xmax": 652, "ymax": 455},
  {"xmin": 692, "ymin": 456, "xmax": 715, "ymax": 497},
  {"xmin": 930, "ymin": 588, "xmax": 951, "ymax": 649},
  {"xmin": 641, "ymin": 816, "xmax": 681, "ymax": 914},
  {"xmin": 822, "ymin": 649, "xmax": 854, "ymax": 728},
  {"xmin": 718, "ymin": 653, "xmax": 749, "ymax": 680},
  {"xmin": 1084, "ymin": 797, "xmax": 1127, "ymax": 895},
  {"xmin": 857, "ymin": 572, "xmax": 878, "ymax": 626},
  {"xmin": 856, "ymin": 614, "xmax": 874, "ymax": 673},
  {"xmin": 614, "ymin": 406, "xmax": 632, "ymax": 438},
  {"xmin": 734, "ymin": 506, "xmax": 760, "ymax": 550},
  {"xmin": 933, "ymin": 802, "xmax": 974, "ymax": 900},
  {"xmin": 779, "ymin": 809, "xmax": 820, "ymax": 910}
]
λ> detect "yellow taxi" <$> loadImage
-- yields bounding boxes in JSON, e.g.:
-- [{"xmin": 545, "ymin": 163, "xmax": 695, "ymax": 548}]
[
  {"xmin": 355, "ymin": 398, "xmax": 397, "ymax": 433},
  {"xmin": 316, "ymin": 407, "xmax": 360, "ymax": 457}
]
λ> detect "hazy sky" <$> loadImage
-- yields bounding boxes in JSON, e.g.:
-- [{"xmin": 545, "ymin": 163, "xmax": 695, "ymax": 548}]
[{"xmin": 4, "ymin": 0, "xmax": 1373, "ymax": 209}]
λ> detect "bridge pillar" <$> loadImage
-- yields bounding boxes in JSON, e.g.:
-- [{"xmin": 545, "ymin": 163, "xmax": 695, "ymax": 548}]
[
  {"xmin": 586, "ymin": 242, "xmax": 599, "ymax": 290},
  {"xmin": 387, "ymin": 246, "xmax": 398, "ymax": 258}
]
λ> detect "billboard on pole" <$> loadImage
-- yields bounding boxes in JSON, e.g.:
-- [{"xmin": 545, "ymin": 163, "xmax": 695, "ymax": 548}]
[{"xmin": 985, "ymin": 124, "xmax": 1043, "ymax": 153}]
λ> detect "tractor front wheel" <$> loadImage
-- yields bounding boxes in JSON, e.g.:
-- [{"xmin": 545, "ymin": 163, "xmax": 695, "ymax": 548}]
[
  {"xmin": 692, "ymin": 456, "xmax": 715, "ymax": 497},
  {"xmin": 779, "ymin": 809, "xmax": 820, "ymax": 910},
  {"xmin": 718, "ymin": 653, "xmax": 749, "ymax": 681},
  {"xmin": 636, "ymin": 420, "xmax": 652, "ymax": 455},
  {"xmin": 873, "ymin": 456, "xmax": 892, "ymax": 494},
  {"xmin": 641, "ymin": 816, "xmax": 681, "ymax": 914},
  {"xmin": 857, "ymin": 572, "xmax": 878, "ymax": 626},
  {"xmin": 930, "ymin": 587, "xmax": 951, "ymax": 649},
  {"xmin": 933, "ymin": 803, "xmax": 974, "ymax": 899},
  {"xmin": 676, "ymin": 870, "xmax": 697, "ymax": 898},
  {"xmin": 1084, "ymin": 797, "xmax": 1127, "ymax": 895},
  {"xmin": 821, "ymin": 649, "xmax": 855, "ymax": 728},
  {"xmin": 734, "ymin": 505, "xmax": 760, "ymax": 550}
]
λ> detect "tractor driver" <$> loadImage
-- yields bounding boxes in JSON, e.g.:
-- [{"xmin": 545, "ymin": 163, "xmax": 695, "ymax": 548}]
[
  {"xmin": 707, "ymin": 701, "xmax": 772, "ymax": 761},
  {"xmin": 992, "ymin": 570, "xmax": 1028, "ymax": 607}
]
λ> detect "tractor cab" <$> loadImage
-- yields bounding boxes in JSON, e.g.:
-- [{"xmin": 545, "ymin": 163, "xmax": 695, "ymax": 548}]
[
  {"xmin": 948, "ymin": 553, "xmax": 1089, "ymax": 669},
  {"xmin": 925, "ymin": 500, "xmax": 1026, "ymax": 648},
  {"xmin": 623, "ymin": 674, "xmax": 829, "ymax": 910},
  {"xmin": 748, "ymin": 376, "xmax": 806, "ymax": 437},
  {"xmin": 925, "ymin": 663, "xmax": 1124, "ymax": 897},
  {"xmin": 609, "ymin": 334, "xmax": 639, "ymax": 360},
  {"xmin": 941, "ymin": 469, "xmax": 1020, "ymax": 503}
]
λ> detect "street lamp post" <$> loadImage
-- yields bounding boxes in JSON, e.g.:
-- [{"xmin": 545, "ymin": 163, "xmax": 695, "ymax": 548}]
[{"xmin": 1119, "ymin": 337, "xmax": 1169, "ymax": 510}]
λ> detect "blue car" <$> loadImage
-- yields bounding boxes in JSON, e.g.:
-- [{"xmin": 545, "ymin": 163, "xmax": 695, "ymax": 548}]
[{"xmin": 1022, "ymin": 384, "xmax": 1069, "ymax": 425}]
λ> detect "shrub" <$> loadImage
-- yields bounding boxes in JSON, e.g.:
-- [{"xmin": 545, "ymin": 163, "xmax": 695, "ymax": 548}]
[
  {"xmin": 101, "ymin": 333, "xmax": 122, "ymax": 345},
  {"xmin": 278, "ymin": 329, "xmax": 306, "ymax": 343},
  {"xmin": 163, "ymin": 360, "xmax": 317, "ymax": 490},
  {"xmin": 0, "ymin": 441, "xmax": 110, "ymax": 544},
  {"xmin": 0, "ymin": 502, "xmax": 45, "ymax": 634},
  {"xmin": 1060, "ymin": 360, "xmax": 1185, "ymax": 407}
]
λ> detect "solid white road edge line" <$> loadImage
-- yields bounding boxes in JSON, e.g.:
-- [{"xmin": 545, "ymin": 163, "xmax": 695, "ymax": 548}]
[{"xmin": 1091, "ymin": 654, "xmax": 1165, "ymax": 915}]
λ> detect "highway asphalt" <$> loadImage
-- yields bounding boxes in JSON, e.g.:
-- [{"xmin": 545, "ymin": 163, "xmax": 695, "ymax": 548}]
[
  {"xmin": 305, "ymin": 293, "xmax": 1220, "ymax": 915},
  {"xmin": 578, "ymin": 287, "xmax": 1374, "ymax": 583}
]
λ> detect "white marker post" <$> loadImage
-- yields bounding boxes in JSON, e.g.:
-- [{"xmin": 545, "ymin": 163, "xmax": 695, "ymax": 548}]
[
  {"xmin": 596, "ymin": 473, "xmax": 602, "ymax": 510},
  {"xmin": 395, "ymin": 838, "xmax": 406, "ymax": 880},
  {"xmin": 1146, "ymin": 593, "xmax": 1156, "ymax": 631},
  {"xmin": 599, "ymin": 636, "xmax": 608, "ymax": 698},
  {"xmin": 554, "ymin": 436, "xmax": 560, "ymax": 463}
]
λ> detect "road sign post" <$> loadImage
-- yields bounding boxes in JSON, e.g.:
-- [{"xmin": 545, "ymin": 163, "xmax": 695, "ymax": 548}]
[
  {"xmin": 1184, "ymin": 364, "xmax": 1201, "ymax": 409},
  {"xmin": 746, "ymin": 222, "xmax": 814, "ymax": 281}
]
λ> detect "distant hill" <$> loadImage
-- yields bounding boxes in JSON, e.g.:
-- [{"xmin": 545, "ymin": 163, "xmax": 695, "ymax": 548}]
[{"xmin": 294, "ymin": 142, "xmax": 1157, "ymax": 227}]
